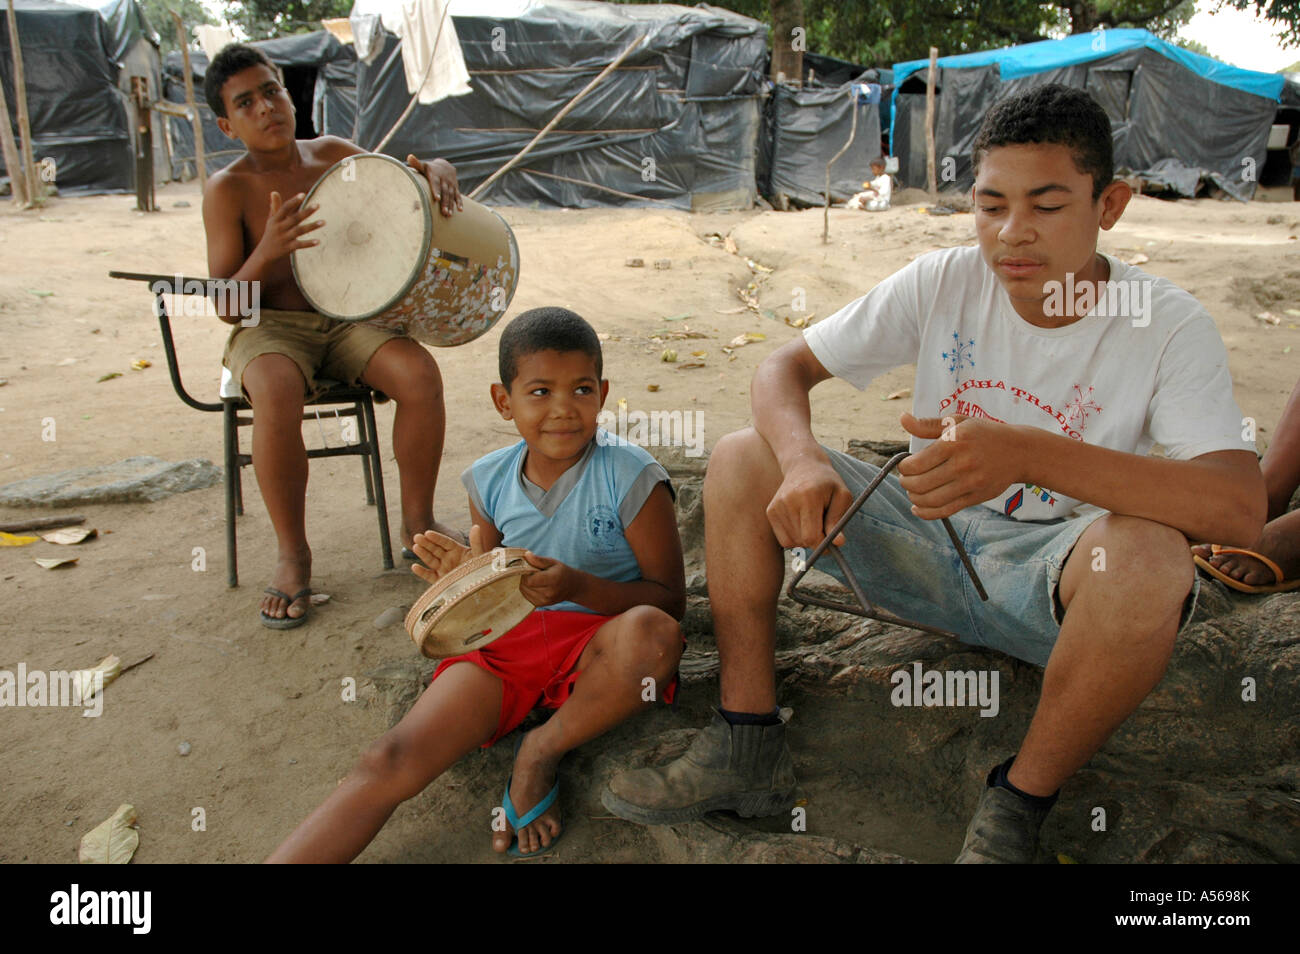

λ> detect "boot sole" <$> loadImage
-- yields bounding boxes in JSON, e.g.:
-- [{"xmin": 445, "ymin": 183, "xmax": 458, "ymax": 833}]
[{"xmin": 601, "ymin": 786, "xmax": 795, "ymax": 826}]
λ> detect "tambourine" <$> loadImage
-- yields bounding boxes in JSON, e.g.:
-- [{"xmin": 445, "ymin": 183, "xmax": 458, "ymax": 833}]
[{"xmin": 405, "ymin": 548, "xmax": 535, "ymax": 658}]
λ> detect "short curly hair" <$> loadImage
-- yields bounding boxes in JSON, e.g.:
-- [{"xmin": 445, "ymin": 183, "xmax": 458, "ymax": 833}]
[
  {"xmin": 498, "ymin": 307, "xmax": 603, "ymax": 389},
  {"xmin": 971, "ymin": 84, "xmax": 1114, "ymax": 201},
  {"xmin": 204, "ymin": 43, "xmax": 279, "ymax": 118}
]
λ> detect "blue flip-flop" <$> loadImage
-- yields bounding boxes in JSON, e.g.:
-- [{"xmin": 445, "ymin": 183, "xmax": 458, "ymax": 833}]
[{"xmin": 501, "ymin": 737, "xmax": 563, "ymax": 859}]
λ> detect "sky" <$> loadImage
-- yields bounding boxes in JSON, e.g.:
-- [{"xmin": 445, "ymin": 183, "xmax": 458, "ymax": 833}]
[{"xmin": 1181, "ymin": 3, "xmax": 1297, "ymax": 71}]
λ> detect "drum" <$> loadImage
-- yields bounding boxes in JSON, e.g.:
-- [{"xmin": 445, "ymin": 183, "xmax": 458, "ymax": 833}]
[
  {"xmin": 291, "ymin": 153, "xmax": 519, "ymax": 347},
  {"xmin": 405, "ymin": 547, "xmax": 536, "ymax": 658}
]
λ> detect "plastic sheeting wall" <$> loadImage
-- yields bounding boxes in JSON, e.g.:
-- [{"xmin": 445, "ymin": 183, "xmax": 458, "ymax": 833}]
[
  {"xmin": 763, "ymin": 82, "xmax": 882, "ymax": 205},
  {"xmin": 893, "ymin": 47, "xmax": 1278, "ymax": 201}
]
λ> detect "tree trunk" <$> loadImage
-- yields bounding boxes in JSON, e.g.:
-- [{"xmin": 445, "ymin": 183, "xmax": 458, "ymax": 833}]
[
  {"xmin": 1067, "ymin": 1, "xmax": 1099, "ymax": 34},
  {"xmin": 769, "ymin": 0, "xmax": 805, "ymax": 85}
]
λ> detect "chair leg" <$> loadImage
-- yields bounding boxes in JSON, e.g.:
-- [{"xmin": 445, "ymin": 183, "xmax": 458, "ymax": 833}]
[
  {"xmin": 223, "ymin": 400, "xmax": 239, "ymax": 588},
  {"xmin": 356, "ymin": 402, "xmax": 376, "ymax": 506},
  {"xmin": 361, "ymin": 395, "xmax": 394, "ymax": 571}
]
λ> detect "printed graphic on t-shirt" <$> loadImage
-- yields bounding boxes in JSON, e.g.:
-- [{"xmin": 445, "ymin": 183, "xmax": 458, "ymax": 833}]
[
  {"xmin": 587, "ymin": 504, "xmax": 620, "ymax": 553},
  {"xmin": 1063, "ymin": 385, "xmax": 1102, "ymax": 433},
  {"xmin": 938, "ymin": 377, "xmax": 1103, "ymax": 441},
  {"xmin": 942, "ymin": 332, "xmax": 976, "ymax": 375}
]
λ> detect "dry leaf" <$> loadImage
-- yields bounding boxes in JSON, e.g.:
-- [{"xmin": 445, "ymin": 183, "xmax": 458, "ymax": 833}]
[
  {"xmin": 0, "ymin": 531, "xmax": 39, "ymax": 547},
  {"xmin": 625, "ymin": 258, "xmax": 644, "ymax": 268},
  {"xmin": 97, "ymin": 372, "xmax": 121, "ymax": 383},
  {"xmin": 677, "ymin": 362, "xmax": 706, "ymax": 370},
  {"xmin": 784, "ymin": 314, "xmax": 812, "ymax": 329},
  {"xmin": 78, "ymin": 804, "xmax": 139, "ymax": 865},
  {"xmin": 41, "ymin": 527, "xmax": 98, "ymax": 545},
  {"xmin": 728, "ymin": 332, "xmax": 766, "ymax": 348},
  {"xmin": 646, "ymin": 384, "xmax": 660, "ymax": 392},
  {"xmin": 131, "ymin": 359, "xmax": 152, "ymax": 371},
  {"xmin": 691, "ymin": 350, "xmax": 707, "ymax": 357},
  {"xmin": 1255, "ymin": 312, "xmax": 1281, "ymax": 325},
  {"xmin": 883, "ymin": 388, "xmax": 912, "ymax": 401},
  {"xmin": 715, "ymin": 306, "xmax": 746, "ymax": 315},
  {"xmin": 72, "ymin": 655, "xmax": 121, "ymax": 700},
  {"xmin": 724, "ymin": 235, "xmax": 738, "ymax": 255},
  {"xmin": 310, "ymin": 593, "xmax": 331, "ymax": 605},
  {"xmin": 746, "ymin": 258, "xmax": 773, "ymax": 273},
  {"xmin": 34, "ymin": 556, "xmax": 79, "ymax": 569},
  {"xmin": 57, "ymin": 357, "xmax": 77, "ymax": 367},
  {"xmin": 1285, "ymin": 308, "xmax": 1300, "ymax": 317},
  {"xmin": 661, "ymin": 349, "xmax": 677, "ymax": 362}
]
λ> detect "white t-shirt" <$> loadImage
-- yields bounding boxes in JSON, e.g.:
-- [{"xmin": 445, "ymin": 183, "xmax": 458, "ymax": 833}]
[
  {"xmin": 804, "ymin": 244, "xmax": 1252, "ymax": 521},
  {"xmin": 869, "ymin": 173, "xmax": 892, "ymax": 203}
]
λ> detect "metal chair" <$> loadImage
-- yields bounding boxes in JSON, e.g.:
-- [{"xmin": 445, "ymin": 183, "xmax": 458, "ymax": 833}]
[{"xmin": 110, "ymin": 271, "xmax": 395, "ymax": 587}]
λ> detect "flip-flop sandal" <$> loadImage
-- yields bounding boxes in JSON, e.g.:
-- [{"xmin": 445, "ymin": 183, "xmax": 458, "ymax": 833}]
[
  {"xmin": 501, "ymin": 735, "xmax": 563, "ymax": 859},
  {"xmin": 1192, "ymin": 544, "xmax": 1300, "ymax": 595},
  {"xmin": 260, "ymin": 587, "xmax": 312, "ymax": 629}
]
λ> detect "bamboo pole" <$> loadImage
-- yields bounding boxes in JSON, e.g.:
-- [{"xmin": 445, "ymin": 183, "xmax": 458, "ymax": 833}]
[
  {"xmin": 925, "ymin": 46, "xmax": 938, "ymax": 199},
  {"xmin": 470, "ymin": 35, "xmax": 649, "ymax": 201},
  {"xmin": 172, "ymin": 10, "xmax": 205, "ymax": 188},
  {"xmin": 5, "ymin": 0, "xmax": 41, "ymax": 206},
  {"xmin": 0, "ymin": 60, "xmax": 28, "ymax": 207},
  {"xmin": 372, "ymin": 0, "xmax": 452, "ymax": 153},
  {"xmin": 823, "ymin": 87, "xmax": 859, "ymax": 244}
]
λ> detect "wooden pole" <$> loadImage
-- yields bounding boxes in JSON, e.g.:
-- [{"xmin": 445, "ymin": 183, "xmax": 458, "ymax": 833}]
[
  {"xmin": 5, "ymin": 0, "xmax": 41, "ymax": 206},
  {"xmin": 172, "ymin": 11, "xmax": 205, "ymax": 188},
  {"xmin": 823, "ymin": 87, "xmax": 859, "ymax": 244},
  {"xmin": 925, "ymin": 46, "xmax": 938, "ymax": 199},
  {"xmin": 372, "ymin": 0, "xmax": 452, "ymax": 153},
  {"xmin": 470, "ymin": 35, "xmax": 649, "ymax": 201},
  {"xmin": 0, "ymin": 59, "xmax": 28, "ymax": 207}
]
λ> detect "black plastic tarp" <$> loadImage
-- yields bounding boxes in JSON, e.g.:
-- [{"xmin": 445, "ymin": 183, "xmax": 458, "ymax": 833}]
[
  {"xmin": 1, "ymin": 0, "xmax": 161, "ymax": 195},
  {"xmin": 893, "ymin": 45, "xmax": 1279, "ymax": 201},
  {"xmin": 762, "ymin": 81, "xmax": 881, "ymax": 205},
  {"xmin": 348, "ymin": 1, "xmax": 766, "ymax": 210}
]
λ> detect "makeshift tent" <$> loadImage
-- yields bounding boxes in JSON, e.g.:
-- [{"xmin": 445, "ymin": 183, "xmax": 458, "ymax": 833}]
[
  {"xmin": 162, "ymin": 30, "xmax": 357, "ymax": 180},
  {"xmin": 0, "ymin": 0, "xmax": 165, "ymax": 195},
  {"xmin": 891, "ymin": 29, "xmax": 1296, "ymax": 201},
  {"xmin": 348, "ymin": 0, "xmax": 767, "ymax": 210},
  {"xmin": 760, "ymin": 80, "xmax": 882, "ymax": 205}
]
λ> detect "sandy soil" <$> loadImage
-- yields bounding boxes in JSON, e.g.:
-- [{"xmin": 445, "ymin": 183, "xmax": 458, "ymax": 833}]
[{"xmin": 1, "ymin": 181, "xmax": 1297, "ymax": 863}]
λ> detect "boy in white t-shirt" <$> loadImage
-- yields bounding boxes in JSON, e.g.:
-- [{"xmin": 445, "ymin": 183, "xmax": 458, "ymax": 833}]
[
  {"xmin": 604, "ymin": 84, "xmax": 1266, "ymax": 862},
  {"xmin": 847, "ymin": 158, "xmax": 892, "ymax": 211}
]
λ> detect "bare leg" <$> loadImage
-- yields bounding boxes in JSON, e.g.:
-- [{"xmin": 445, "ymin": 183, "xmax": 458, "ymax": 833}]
[
  {"xmin": 1008, "ymin": 514, "xmax": 1190, "ymax": 796},
  {"xmin": 266, "ymin": 662, "xmax": 502, "ymax": 863},
  {"xmin": 1192, "ymin": 376, "xmax": 1300, "ymax": 583},
  {"xmin": 360, "ymin": 339, "xmax": 459, "ymax": 548},
  {"xmin": 702, "ymin": 428, "xmax": 789, "ymax": 714},
  {"xmin": 242, "ymin": 354, "xmax": 312, "ymax": 621},
  {"xmin": 495, "ymin": 606, "xmax": 682, "ymax": 855}
]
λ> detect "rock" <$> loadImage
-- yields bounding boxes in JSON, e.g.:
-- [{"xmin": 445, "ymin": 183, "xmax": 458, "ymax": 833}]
[
  {"xmin": 173, "ymin": 200, "xmax": 191, "ymax": 208},
  {"xmin": 845, "ymin": 438, "xmax": 909, "ymax": 468},
  {"xmin": 373, "ymin": 606, "xmax": 404, "ymax": 629},
  {"xmin": 0, "ymin": 456, "xmax": 222, "ymax": 507},
  {"xmin": 625, "ymin": 257, "xmax": 644, "ymax": 268},
  {"xmin": 177, "ymin": 742, "xmax": 191, "ymax": 756},
  {"xmin": 654, "ymin": 259, "xmax": 672, "ymax": 270}
]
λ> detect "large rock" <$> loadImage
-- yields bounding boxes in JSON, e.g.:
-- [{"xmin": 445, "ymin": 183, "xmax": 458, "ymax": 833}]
[{"xmin": 0, "ymin": 456, "xmax": 222, "ymax": 507}]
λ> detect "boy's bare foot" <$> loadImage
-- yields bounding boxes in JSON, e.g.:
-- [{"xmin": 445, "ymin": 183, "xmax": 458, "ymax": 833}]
[
  {"xmin": 494, "ymin": 730, "xmax": 563, "ymax": 856},
  {"xmin": 261, "ymin": 547, "xmax": 313, "ymax": 622},
  {"xmin": 1192, "ymin": 510, "xmax": 1300, "ymax": 586}
]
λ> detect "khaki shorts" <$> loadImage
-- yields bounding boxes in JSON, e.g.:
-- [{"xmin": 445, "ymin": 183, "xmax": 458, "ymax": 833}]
[{"xmin": 222, "ymin": 309, "xmax": 403, "ymax": 401}]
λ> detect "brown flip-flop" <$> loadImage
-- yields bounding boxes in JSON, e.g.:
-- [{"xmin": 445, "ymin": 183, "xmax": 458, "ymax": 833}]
[
  {"xmin": 1192, "ymin": 544, "xmax": 1300, "ymax": 595},
  {"xmin": 260, "ymin": 587, "xmax": 312, "ymax": 629}
]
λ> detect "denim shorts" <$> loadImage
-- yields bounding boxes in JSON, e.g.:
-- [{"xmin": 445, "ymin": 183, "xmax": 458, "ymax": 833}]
[{"xmin": 802, "ymin": 446, "xmax": 1200, "ymax": 667}]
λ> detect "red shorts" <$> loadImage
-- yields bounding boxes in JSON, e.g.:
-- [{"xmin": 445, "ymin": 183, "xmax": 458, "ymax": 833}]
[{"xmin": 430, "ymin": 609, "xmax": 680, "ymax": 747}]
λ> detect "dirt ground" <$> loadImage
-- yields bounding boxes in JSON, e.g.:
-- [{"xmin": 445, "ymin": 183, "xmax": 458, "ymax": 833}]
[{"xmin": 1, "ymin": 181, "xmax": 1297, "ymax": 863}]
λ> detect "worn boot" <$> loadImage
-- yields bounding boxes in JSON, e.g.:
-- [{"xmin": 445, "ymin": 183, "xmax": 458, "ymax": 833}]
[
  {"xmin": 601, "ymin": 708, "xmax": 797, "ymax": 825},
  {"xmin": 954, "ymin": 770, "xmax": 1054, "ymax": 864}
]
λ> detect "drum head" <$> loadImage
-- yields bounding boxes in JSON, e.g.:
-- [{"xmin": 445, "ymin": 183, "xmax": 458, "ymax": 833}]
[
  {"xmin": 405, "ymin": 548, "xmax": 535, "ymax": 659},
  {"xmin": 292, "ymin": 153, "xmax": 430, "ymax": 321}
]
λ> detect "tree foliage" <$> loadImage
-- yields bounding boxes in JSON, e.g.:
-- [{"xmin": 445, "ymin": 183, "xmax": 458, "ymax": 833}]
[
  {"xmin": 138, "ymin": 0, "xmax": 218, "ymax": 55},
  {"xmin": 221, "ymin": 0, "xmax": 353, "ymax": 42}
]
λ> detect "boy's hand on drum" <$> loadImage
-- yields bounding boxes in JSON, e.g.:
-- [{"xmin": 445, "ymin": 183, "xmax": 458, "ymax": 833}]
[
  {"xmin": 410, "ymin": 525, "xmax": 485, "ymax": 583},
  {"xmin": 258, "ymin": 191, "xmax": 323, "ymax": 261},
  {"xmin": 407, "ymin": 154, "xmax": 462, "ymax": 217},
  {"xmin": 519, "ymin": 552, "xmax": 576, "ymax": 607},
  {"xmin": 767, "ymin": 458, "xmax": 853, "ymax": 549},
  {"xmin": 897, "ymin": 412, "xmax": 1027, "ymax": 520}
]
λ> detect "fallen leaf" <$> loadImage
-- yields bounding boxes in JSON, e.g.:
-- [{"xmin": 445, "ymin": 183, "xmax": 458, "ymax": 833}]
[
  {"xmin": 1285, "ymin": 308, "xmax": 1300, "ymax": 317},
  {"xmin": 784, "ymin": 314, "xmax": 813, "ymax": 329},
  {"xmin": 41, "ymin": 527, "xmax": 98, "ymax": 545},
  {"xmin": 72, "ymin": 654, "xmax": 121, "ymax": 700},
  {"xmin": 625, "ymin": 258, "xmax": 644, "ymax": 268},
  {"xmin": 646, "ymin": 384, "xmax": 660, "ymax": 392},
  {"xmin": 1285, "ymin": 346, "xmax": 1293, "ymax": 354},
  {"xmin": 746, "ymin": 258, "xmax": 773, "ymax": 273},
  {"xmin": 34, "ymin": 556, "xmax": 79, "ymax": 569},
  {"xmin": 677, "ymin": 362, "xmax": 706, "ymax": 370},
  {"xmin": 131, "ymin": 359, "xmax": 152, "ymax": 371},
  {"xmin": 78, "ymin": 804, "xmax": 138, "ymax": 865},
  {"xmin": 97, "ymin": 372, "xmax": 122, "ymax": 383},
  {"xmin": 728, "ymin": 332, "xmax": 766, "ymax": 348},
  {"xmin": 57, "ymin": 357, "xmax": 77, "ymax": 366},
  {"xmin": 1056, "ymin": 853, "xmax": 1077, "ymax": 865},
  {"xmin": 309, "ymin": 593, "xmax": 331, "ymax": 605},
  {"xmin": 0, "ymin": 531, "xmax": 39, "ymax": 547},
  {"xmin": 724, "ymin": 235, "xmax": 738, "ymax": 255},
  {"xmin": 1256, "ymin": 312, "xmax": 1281, "ymax": 326},
  {"xmin": 28, "ymin": 289, "xmax": 54, "ymax": 298},
  {"xmin": 662, "ymin": 313, "xmax": 691, "ymax": 322},
  {"xmin": 715, "ymin": 306, "xmax": 746, "ymax": 315},
  {"xmin": 661, "ymin": 349, "xmax": 677, "ymax": 362},
  {"xmin": 883, "ymin": 388, "xmax": 912, "ymax": 401}
]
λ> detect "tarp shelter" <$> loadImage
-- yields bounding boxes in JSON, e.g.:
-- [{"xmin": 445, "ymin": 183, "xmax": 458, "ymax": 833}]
[
  {"xmin": 760, "ymin": 80, "xmax": 882, "ymax": 205},
  {"xmin": 162, "ymin": 30, "xmax": 357, "ymax": 180},
  {"xmin": 891, "ymin": 29, "xmax": 1296, "ymax": 201},
  {"xmin": 348, "ymin": 0, "xmax": 768, "ymax": 210},
  {"xmin": 0, "ymin": 0, "xmax": 165, "ymax": 195}
]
